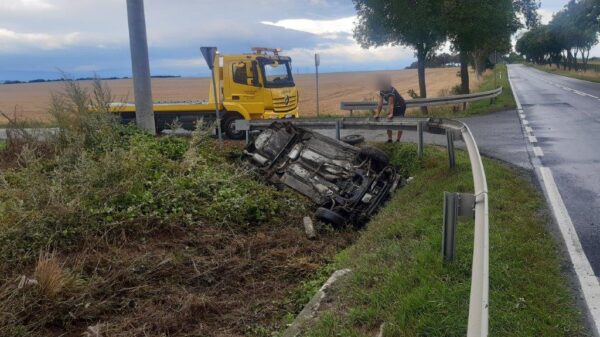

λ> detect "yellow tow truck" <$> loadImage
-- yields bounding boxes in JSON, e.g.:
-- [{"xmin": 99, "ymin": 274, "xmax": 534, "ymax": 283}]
[{"xmin": 113, "ymin": 47, "xmax": 299, "ymax": 139}]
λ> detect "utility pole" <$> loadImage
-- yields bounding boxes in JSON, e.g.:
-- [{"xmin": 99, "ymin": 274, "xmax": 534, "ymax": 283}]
[
  {"xmin": 126, "ymin": 0, "xmax": 155, "ymax": 134},
  {"xmin": 315, "ymin": 53, "xmax": 320, "ymax": 116}
]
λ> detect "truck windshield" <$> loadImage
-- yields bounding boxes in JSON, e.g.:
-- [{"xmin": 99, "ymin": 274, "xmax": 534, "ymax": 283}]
[{"xmin": 261, "ymin": 60, "xmax": 294, "ymax": 88}]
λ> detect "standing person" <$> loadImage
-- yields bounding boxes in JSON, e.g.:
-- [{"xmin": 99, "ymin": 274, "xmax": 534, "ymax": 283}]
[{"xmin": 374, "ymin": 75, "xmax": 406, "ymax": 143}]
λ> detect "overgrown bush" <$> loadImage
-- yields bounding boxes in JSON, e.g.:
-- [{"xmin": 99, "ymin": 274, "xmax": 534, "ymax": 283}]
[{"xmin": 0, "ymin": 79, "xmax": 333, "ymax": 336}]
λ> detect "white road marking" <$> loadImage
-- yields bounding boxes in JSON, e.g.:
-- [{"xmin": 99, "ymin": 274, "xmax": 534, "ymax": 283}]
[
  {"xmin": 539, "ymin": 167, "xmax": 600, "ymax": 336},
  {"xmin": 528, "ymin": 135, "xmax": 538, "ymax": 143},
  {"xmin": 525, "ymin": 126, "xmax": 533, "ymax": 134},
  {"xmin": 533, "ymin": 146, "xmax": 544, "ymax": 157},
  {"xmin": 522, "ymin": 119, "xmax": 529, "ymax": 125}
]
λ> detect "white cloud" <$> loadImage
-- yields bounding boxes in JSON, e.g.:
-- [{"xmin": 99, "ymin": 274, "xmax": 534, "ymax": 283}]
[
  {"xmin": 0, "ymin": 28, "xmax": 82, "ymax": 53},
  {"xmin": 0, "ymin": 0, "xmax": 53, "ymax": 11},
  {"xmin": 286, "ymin": 42, "xmax": 413, "ymax": 68},
  {"xmin": 261, "ymin": 16, "xmax": 356, "ymax": 37},
  {"xmin": 538, "ymin": 8, "xmax": 555, "ymax": 25}
]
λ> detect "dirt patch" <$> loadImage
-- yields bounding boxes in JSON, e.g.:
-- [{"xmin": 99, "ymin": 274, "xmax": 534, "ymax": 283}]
[{"xmin": 1, "ymin": 212, "xmax": 356, "ymax": 337}]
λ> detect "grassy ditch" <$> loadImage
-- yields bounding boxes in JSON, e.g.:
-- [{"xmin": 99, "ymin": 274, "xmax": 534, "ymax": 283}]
[
  {"xmin": 529, "ymin": 64, "xmax": 600, "ymax": 83},
  {"xmin": 303, "ymin": 144, "xmax": 588, "ymax": 337},
  {"xmin": 0, "ymin": 81, "xmax": 356, "ymax": 337}
]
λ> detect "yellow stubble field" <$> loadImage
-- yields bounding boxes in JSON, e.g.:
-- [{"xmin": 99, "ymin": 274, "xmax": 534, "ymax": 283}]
[{"xmin": 0, "ymin": 67, "xmax": 481, "ymax": 123}]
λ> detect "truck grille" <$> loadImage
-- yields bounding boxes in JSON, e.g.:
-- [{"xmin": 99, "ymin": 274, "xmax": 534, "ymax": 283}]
[{"xmin": 273, "ymin": 95, "xmax": 297, "ymax": 113}]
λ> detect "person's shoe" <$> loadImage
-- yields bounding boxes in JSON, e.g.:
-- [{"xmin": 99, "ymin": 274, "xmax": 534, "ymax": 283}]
[
  {"xmin": 387, "ymin": 139, "xmax": 393, "ymax": 143},
  {"xmin": 395, "ymin": 139, "xmax": 401, "ymax": 143}
]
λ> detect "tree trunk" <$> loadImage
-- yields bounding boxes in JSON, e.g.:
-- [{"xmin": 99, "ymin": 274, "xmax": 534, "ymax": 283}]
[
  {"xmin": 567, "ymin": 50, "xmax": 573, "ymax": 71},
  {"xmin": 459, "ymin": 51, "xmax": 470, "ymax": 94},
  {"xmin": 417, "ymin": 48, "xmax": 428, "ymax": 114}
]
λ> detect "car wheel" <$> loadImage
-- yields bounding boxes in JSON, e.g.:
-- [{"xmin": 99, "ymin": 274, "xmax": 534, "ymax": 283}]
[
  {"xmin": 223, "ymin": 114, "xmax": 245, "ymax": 140},
  {"xmin": 359, "ymin": 146, "xmax": 390, "ymax": 171},
  {"xmin": 315, "ymin": 207, "xmax": 347, "ymax": 227},
  {"xmin": 341, "ymin": 134, "xmax": 365, "ymax": 145}
]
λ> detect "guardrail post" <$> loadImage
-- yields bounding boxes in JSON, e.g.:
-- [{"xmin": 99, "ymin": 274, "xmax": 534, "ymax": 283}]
[
  {"xmin": 443, "ymin": 192, "xmax": 475, "ymax": 263},
  {"xmin": 417, "ymin": 121, "xmax": 425, "ymax": 158},
  {"xmin": 447, "ymin": 130, "xmax": 456, "ymax": 169},
  {"xmin": 443, "ymin": 192, "xmax": 458, "ymax": 262},
  {"xmin": 335, "ymin": 120, "xmax": 341, "ymax": 140}
]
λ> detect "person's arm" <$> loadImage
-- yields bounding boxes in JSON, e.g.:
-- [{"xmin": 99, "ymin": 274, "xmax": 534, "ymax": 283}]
[
  {"xmin": 387, "ymin": 96, "xmax": 395, "ymax": 120},
  {"xmin": 374, "ymin": 95, "xmax": 383, "ymax": 117}
]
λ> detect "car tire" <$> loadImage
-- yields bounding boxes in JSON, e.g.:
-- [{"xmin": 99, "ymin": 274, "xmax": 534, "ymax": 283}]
[
  {"xmin": 341, "ymin": 134, "xmax": 365, "ymax": 145},
  {"xmin": 359, "ymin": 146, "xmax": 390, "ymax": 170},
  {"xmin": 315, "ymin": 207, "xmax": 347, "ymax": 227},
  {"xmin": 222, "ymin": 114, "xmax": 245, "ymax": 140}
]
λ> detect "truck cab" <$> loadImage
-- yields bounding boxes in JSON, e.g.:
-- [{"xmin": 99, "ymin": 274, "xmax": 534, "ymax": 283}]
[{"xmin": 112, "ymin": 47, "xmax": 299, "ymax": 139}]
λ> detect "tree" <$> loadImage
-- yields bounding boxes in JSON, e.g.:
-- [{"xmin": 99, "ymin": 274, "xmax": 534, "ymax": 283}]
[
  {"xmin": 515, "ymin": 0, "xmax": 600, "ymax": 71},
  {"xmin": 444, "ymin": 0, "xmax": 539, "ymax": 93},
  {"xmin": 353, "ymin": 0, "xmax": 446, "ymax": 108}
]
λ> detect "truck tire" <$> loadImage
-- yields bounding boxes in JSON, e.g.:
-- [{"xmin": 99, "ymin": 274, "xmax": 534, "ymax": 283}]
[
  {"xmin": 315, "ymin": 207, "xmax": 347, "ymax": 227},
  {"xmin": 222, "ymin": 114, "xmax": 245, "ymax": 140},
  {"xmin": 359, "ymin": 147, "xmax": 390, "ymax": 171},
  {"xmin": 341, "ymin": 134, "xmax": 365, "ymax": 145}
]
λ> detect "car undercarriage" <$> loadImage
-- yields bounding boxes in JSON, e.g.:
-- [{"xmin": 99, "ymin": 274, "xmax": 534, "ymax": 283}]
[{"xmin": 243, "ymin": 122, "xmax": 404, "ymax": 227}]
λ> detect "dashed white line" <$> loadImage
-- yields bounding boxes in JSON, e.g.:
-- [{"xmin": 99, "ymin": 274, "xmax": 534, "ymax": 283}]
[
  {"xmin": 528, "ymin": 135, "xmax": 538, "ymax": 143},
  {"xmin": 533, "ymin": 146, "xmax": 544, "ymax": 157},
  {"xmin": 525, "ymin": 126, "xmax": 533, "ymax": 134},
  {"xmin": 539, "ymin": 167, "xmax": 600, "ymax": 335},
  {"xmin": 522, "ymin": 119, "xmax": 529, "ymax": 125}
]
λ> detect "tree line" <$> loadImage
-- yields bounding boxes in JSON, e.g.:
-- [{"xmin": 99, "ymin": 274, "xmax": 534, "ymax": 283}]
[
  {"xmin": 516, "ymin": 0, "xmax": 599, "ymax": 71},
  {"xmin": 353, "ymin": 0, "xmax": 540, "ymax": 109}
]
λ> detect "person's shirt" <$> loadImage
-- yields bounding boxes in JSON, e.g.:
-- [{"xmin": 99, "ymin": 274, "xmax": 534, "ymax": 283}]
[{"xmin": 379, "ymin": 86, "xmax": 406, "ymax": 109}]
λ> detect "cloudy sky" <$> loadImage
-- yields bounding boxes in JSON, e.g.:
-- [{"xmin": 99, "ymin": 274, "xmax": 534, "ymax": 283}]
[{"xmin": 0, "ymin": 0, "xmax": 595, "ymax": 81}]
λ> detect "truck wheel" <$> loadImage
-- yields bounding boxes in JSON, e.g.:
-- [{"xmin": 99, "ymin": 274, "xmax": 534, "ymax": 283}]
[
  {"xmin": 315, "ymin": 207, "xmax": 347, "ymax": 227},
  {"xmin": 341, "ymin": 134, "xmax": 365, "ymax": 145},
  {"xmin": 359, "ymin": 147, "xmax": 390, "ymax": 171},
  {"xmin": 222, "ymin": 114, "xmax": 245, "ymax": 140}
]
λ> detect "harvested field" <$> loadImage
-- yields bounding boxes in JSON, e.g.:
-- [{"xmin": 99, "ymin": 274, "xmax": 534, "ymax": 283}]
[{"xmin": 0, "ymin": 68, "xmax": 481, "ymax": 123}]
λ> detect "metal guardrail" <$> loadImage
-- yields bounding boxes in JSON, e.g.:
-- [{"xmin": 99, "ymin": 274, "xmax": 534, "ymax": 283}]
[
  {"xmin": 339, "ymin": 87, "xmax": 502, "ymax": 113},
  {"xmin": 235, "ymin": 117, "xmax": 489, "ymax": 337}
]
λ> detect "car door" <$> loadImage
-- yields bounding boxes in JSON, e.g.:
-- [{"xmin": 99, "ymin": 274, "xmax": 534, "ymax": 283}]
[{"xmin": 228, "ymin": 61, "xmax": 264, "ymax": 115}]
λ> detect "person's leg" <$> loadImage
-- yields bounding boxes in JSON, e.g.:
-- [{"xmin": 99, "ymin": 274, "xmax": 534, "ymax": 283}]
[
  {"xmin": 387, "ymin": 129, "xmax": 393, "ymax": 142},
  {"xmin": 396, "ymin": 130, "xmax": 403, "ymax": 142}
]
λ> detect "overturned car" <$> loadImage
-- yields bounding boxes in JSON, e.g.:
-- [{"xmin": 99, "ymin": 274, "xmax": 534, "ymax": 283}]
[{"xmin": 243, "ymin": 122, "xmax": 403, "ymax": 227}]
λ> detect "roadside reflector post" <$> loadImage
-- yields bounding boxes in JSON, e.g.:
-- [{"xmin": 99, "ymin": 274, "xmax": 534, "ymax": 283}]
[
  {"xmin": 201, "ymin": 46, "xmax": 222, "ymax": 144},
  {"xmin": 447, "ymin": 129, "xmax": 456, "ymax": 169},
  {"xmin": 126, "ymin": 0, "xmax": 155, "ymax": 135},
  {"xmin": 443, "ymin": 192, "xmax": 475, "ymax": 263},
  {"xmin": 417, "ymin": 121, "xmax": 425, "ymax": 158}
]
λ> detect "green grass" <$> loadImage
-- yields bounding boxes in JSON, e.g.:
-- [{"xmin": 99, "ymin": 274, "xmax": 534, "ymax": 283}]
[
  {"xmin": 304, "ymin": 144, "xmax": 588, "ymax": 337},
  {"xmin": 412, "ymin": 64, "xmax": 516, "ymax": 118},
  {"xmin": 529, "ymin": 64, "xmax": 600, "ymax": 83}
]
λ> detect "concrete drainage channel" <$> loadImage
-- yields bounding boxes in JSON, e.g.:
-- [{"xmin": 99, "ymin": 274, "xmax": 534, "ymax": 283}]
[{"xmin": 237, "ymin": 117, "xmax": 490, "ymax": 337}]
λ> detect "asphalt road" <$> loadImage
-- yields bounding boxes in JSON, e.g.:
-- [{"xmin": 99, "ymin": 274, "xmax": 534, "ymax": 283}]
[
  {"xmin": 319, "ymin": 109, "xmax": 531, "ymax": 170},
  {"xmin": 508, "ymin": 64, "xmax": 600, "ymax": 275}
]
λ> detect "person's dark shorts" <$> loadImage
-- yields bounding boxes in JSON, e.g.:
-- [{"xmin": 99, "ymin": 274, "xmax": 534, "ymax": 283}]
[{"xmin": 393, "ymin": 105, "xmax": 406, "ymax": 117}]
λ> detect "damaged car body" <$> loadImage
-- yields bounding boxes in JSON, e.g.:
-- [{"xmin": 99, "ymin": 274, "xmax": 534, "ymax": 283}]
[{"xmin": 243, "ymin": 122, "xmax": 403, "ymax": 227}]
